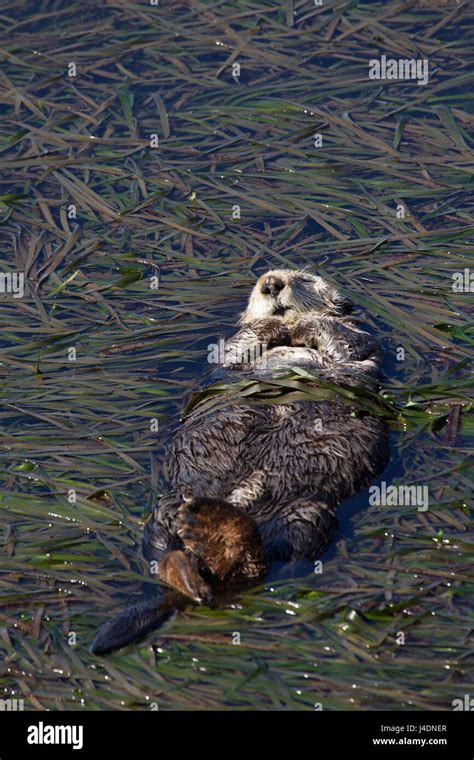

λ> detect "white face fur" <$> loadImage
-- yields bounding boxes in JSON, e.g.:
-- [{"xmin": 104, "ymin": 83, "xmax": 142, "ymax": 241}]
[{"xmin": 240, "ymin": 269, "xmax": 352, "ymax": 324}]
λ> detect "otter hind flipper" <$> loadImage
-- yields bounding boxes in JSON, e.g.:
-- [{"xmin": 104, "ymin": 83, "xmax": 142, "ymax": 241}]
[
  {"xmin": 91, "ymin": 594, "xmax": 176, "ymax": 656},
  {"xmin": 91, "ymin": 499, "xmax": 267, "ymax": 654},
  {"xmin": 157, "ymin": 549, "xmax": 212, "ymax": 603}
]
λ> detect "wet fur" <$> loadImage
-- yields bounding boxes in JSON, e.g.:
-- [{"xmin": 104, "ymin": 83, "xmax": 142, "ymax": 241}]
[{"xmin": 92, "ymin": 269, "xmax": 389, "ymax": 654}]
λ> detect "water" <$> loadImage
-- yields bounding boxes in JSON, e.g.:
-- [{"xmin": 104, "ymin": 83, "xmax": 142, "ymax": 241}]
[{"xmin": 0, "ymin": 0, "xmax": 472, "ymax": 711}]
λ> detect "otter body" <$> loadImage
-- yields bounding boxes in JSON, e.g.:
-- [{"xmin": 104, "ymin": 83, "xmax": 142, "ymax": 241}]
[{"xmin": 92, "ymin": 270, "xmax": 389, "ymax": 654}]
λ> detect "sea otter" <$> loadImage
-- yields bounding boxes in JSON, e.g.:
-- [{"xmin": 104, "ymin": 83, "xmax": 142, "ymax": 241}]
[{"xmin": 91, "ymin": 269, "xmax": 389, "ymax": 654}]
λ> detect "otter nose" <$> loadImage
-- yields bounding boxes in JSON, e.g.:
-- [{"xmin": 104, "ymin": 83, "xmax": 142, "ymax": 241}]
[{"xmin": 261, "ymin": 275, "xmax": 285, "ymax": 297}]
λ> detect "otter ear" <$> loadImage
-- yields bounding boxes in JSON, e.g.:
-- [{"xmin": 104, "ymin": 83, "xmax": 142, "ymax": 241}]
[{"xmin": 335, "ymin": 295, "xmax": 353, "ymax": 315}]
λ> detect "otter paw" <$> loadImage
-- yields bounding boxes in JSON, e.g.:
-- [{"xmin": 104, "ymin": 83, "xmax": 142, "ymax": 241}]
[
  {"xmin": 250, "ymin": 318, "xmax": 291, "ymax": 347},
  {"xmin": 291, "ymin": 317, "xmax": 319, "ymax": 347},
  {"xmin": 157, "ymin": 550, "xmax": 211, "ymax": 603},
  {"xmin": 178, "ymin": 498, "xmax": 265, "ymax": 581}
]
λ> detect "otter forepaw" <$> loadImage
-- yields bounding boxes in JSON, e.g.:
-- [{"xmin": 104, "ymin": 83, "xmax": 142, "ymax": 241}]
[
  {"xmin": 250, "ymin": 318, "xmax": 291, "ymax": 347},
  {"xmin": 291, "ymin": 316, "xmax": 320, "ymax": 348}
]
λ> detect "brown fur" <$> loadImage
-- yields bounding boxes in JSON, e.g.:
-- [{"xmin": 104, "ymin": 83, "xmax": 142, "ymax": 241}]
[
  {"xmin": 92, "ymin": 270, "xmax": 389, "ymax": 654},
  {"xmin": 145, "ymin": 269, "xmax": 388, "ymax": 588}
]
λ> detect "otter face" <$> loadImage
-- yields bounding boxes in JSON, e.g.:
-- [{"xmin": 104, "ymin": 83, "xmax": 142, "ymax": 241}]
[{"xmin": 240, "ymin": 269, "xmax": 352, "ymax": 324}]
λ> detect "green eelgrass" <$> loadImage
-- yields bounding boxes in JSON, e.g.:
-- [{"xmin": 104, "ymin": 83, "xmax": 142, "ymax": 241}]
[{"xmin": 0, "ymin": 0, "xmax": 472, "ymax": 711}]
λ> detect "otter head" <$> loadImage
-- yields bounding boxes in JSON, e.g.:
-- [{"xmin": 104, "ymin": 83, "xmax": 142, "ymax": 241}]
[{"xmin": 240, "ymin": 269, "xmax": 352, "ymax": 324}]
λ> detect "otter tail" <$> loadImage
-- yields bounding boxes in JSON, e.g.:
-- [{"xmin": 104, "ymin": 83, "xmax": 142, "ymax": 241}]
[{"xmin": 91, "ymin": 592, "xmax": 177, "ymax": 655}]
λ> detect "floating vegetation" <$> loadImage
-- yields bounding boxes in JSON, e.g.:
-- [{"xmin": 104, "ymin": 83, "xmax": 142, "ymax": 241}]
[{"xmin": 0, "ymin": 0, "xmax": 472, "ymax": 710}]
